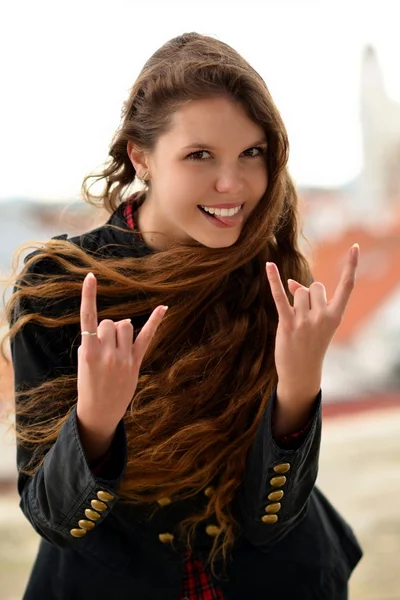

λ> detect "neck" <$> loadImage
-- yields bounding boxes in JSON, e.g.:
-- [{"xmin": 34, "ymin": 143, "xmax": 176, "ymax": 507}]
[{"xmin": 136, "ymin": 194, "xmax": 169, "ymax": 251}]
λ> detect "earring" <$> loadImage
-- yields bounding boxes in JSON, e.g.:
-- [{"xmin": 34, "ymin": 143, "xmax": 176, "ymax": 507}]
[{"xmin": 141, "ymin": 170, "xmax": 150, "ymax": 182}]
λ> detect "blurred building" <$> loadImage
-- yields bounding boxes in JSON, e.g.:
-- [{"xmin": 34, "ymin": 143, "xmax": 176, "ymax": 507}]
[{"xmin": 300, "ymin": 46, "xmax": 400, "ymax": 399}]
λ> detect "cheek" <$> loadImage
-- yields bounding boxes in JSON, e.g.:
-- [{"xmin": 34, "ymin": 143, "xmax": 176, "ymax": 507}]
[
  {"xmin": 162, "ymin": 162, "xmax": 199, "ymax": 186},
  {"xmin": 175, "ymin": 166, "xmax": 211, "ymax": 197},
  {"xmin": 250, "ymin": 166, "xmax": 268, "ymax": 197}
]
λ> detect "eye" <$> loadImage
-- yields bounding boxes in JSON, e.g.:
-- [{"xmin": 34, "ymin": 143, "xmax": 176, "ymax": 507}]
[
  {"xmin": 186, "ymin": 146, "xmax": 267, "ymax": 161},
  {"xmin": 242, "ymin": 146, "xmax": 267, "ymax": 158},
  {"xmin": 187, "ymin": 150, "xmax": 212, "ymax": 161}
]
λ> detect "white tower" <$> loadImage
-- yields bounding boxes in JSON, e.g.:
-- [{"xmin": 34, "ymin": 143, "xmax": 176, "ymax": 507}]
[{"xmin": 358, "ymin": 45, "xmax": 400, "ymax": 226}]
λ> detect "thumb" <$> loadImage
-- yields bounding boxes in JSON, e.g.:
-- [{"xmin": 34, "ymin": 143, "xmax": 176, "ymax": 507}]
[{"xmin": 287, "ymin": 278, "xmax": 308, "ymax": 296}]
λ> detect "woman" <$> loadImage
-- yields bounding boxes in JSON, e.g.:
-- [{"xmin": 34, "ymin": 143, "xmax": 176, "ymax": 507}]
[{"xmin": 3, "ymin": 32, "xmax": 362, "ymax": 599}]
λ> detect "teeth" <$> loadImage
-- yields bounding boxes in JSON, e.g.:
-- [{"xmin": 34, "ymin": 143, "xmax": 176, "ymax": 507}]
[{"xmin": 200, "ymin": 205, "xmax": 242, "ymax": 217}]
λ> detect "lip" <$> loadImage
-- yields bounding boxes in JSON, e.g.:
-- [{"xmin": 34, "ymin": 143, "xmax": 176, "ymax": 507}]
[
  {"xmin": 198, "ymin": 202, "xmax": 244, "ymax": 209},
  {"xmin": 198, "ymin": 205, "xmax": 244, "ymax": 228}
]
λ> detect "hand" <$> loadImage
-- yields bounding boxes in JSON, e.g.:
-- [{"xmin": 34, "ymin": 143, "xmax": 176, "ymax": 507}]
[
  {"xmin": 76, "ymin": 272, "xmax": 167, "ymax": 459},
  {"xmin": 266, "ymin": 244, "xmax": 360, "ymax": 404}
]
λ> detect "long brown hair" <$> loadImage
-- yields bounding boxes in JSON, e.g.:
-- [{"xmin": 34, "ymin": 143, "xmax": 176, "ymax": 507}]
[{"xmin": 1, "ymin": 32, "xmax": 312, "ymax": 570}]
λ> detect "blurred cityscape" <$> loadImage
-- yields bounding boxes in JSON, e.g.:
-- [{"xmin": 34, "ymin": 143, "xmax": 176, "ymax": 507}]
[{"xmin": 0, "ymin": 45, "xmax": 399, "ymax": 599}]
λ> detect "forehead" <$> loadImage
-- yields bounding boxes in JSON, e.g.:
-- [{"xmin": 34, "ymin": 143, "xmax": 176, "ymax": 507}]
[{"xmin": 163, "ymin": 96, "xmax": 266, "ymax": 148}]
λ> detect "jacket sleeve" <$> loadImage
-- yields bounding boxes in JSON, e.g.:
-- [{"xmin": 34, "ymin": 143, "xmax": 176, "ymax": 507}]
[
  {"xmin": 238, "ymin": 385, "xmax": 322, "ymax": 550},
  {"xmin": 10, "ymin": 246, "xmax": 128, "ymax": 548}
]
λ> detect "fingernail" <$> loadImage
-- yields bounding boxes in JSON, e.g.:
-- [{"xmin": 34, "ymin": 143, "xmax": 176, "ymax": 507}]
[
  {"xmin": 161, "ymin": 305, "xmax": 169, "ymax": 315},
  {"xmin": 124, "ymin": 318, "xmax": 131, "ymax": 323},
  {"xmin": 351, "ymin": 243, "xmax": 360, "ymax": 258},
  {"xmin": 86, "ymin": 272, "xmax": 95, "ymax": 280}
]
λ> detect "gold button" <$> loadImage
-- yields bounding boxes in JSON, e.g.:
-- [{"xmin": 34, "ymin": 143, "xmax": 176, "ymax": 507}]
[
  {"xmin": 270, "ymin": 476, "xmax": 286, "ymax": 487},
  {"xmin": 268, "ymin": 490, "xmax": 284, "ymax": 501},
  {"xmin": 205, "ymin": 525, "xmax": 222, "ymax": 537},
  {"xmin": 91, "ymin": 499, "xmax": 108, "ymax": 512},
  {"xmin": 85, "ymin": 509, "xmax": 101, "ymax": 521},
  {"xmin": 157, "ymin": 497, "xmax": 172, "ymax": 507},
  {"xmin": 204, "ymin": 486, "xmax": 214, "ymax": 498},
  {"xmin": 70, "ymin": 528, "xmax": 87, "ymax": 538},
  {"xmin": 265, "ymin": 502, "xmax": 281, "ymax": 514},
  {"xmin": 273, "ymin": 463, "xmax": 291, "ymax": 474},
  {"xmin": 158, "ymin": 533, "xmax": 174, "ymax": 544},
  {"xmin": 78, "ymin": 519, "xmax": 96, "ymax": 531},
  {"xmin": 97, "ymin": 490, "xmax": 115, "ymax": 503},
  {"xmin": 261, "ymin": 514, "xmax": 279, "ymax": 524}
]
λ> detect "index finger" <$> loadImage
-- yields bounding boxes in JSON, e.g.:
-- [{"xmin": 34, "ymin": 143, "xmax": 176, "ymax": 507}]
[
  {"xmin": 132, "ymin": 305, "xmax": 168, "ymax": 364},
  {"xmin": 266, "ymin": 262, "xmax": 293, "ymax": 321},
  {"xmin": 80, "ymin": 273, "xmax": 99, "ymax": 341},
  {"xmin": 328, "ymin": 244, "xmax": 359, "ymax": 317}
]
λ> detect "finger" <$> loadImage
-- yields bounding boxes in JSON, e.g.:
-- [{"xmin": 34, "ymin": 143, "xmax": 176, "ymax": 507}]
[
  {"xmin": 289, "ymin": 279, "xmax": 327, "ymax": 310},
  {"xmin": 287, "ymin": 279, "xmax": 307, "ymax": 296},
  {"xmin": 309, "ymin": 281, "xmax": 327, "ymax": 309},
  {"xmin": 266, "ymin": 263, "xmax": 292, "ymax": 321},
  {"xmin": 132, "ymin": 306, "xmax": 168, "ymax": 365},
  {"xmin": 97, "ymin": 319, "xmax": 117, "ymax": 349},
  {"xmin": 115, "ymin": 319, "xmax": 134, "ymax": 354},
  {"xmin": 328, "ymin": 244, "xmax": 359, "ymax": 318},
  {"xmin": 80, "ymin": 273, "xmax": 99, "ymax": 346},
  {"xmin": 293, "ymin": 287, "xmax": 310, "ymax": 317}
]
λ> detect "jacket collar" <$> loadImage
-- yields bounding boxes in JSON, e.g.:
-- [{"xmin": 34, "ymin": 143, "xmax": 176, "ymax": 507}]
[{"xmin": 93, "ymin": 199, "xmax": 154, "ymax": 258}]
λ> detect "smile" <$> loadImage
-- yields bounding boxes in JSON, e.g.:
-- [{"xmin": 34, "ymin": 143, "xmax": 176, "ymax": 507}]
[
  {"xmin": 199, "ymin": 205, "xmax": 243, "ymax": 217},
  {"xmin": 198, "ymin": 204, "xmax": 245, "ymax": 228}
]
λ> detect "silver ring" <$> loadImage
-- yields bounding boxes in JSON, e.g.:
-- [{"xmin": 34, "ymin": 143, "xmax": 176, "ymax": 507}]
[{"xmin": 81, "ymin": 331, "xmax": 98, "ymax": 337}]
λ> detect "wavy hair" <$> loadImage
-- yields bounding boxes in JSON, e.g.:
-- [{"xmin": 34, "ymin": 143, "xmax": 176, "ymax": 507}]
[{"xmin": 1, "ymin": 32, "xmax": 312, "ymax": 572}]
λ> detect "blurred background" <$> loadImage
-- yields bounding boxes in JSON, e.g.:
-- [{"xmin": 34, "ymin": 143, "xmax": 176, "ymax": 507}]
[{"xmin": 1, "ymin": 0, "xmax": 399, "ymax": 598}]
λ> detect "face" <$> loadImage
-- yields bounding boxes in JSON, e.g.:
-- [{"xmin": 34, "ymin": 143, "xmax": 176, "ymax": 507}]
[{"xmin": 128, "ymin": 96, "xmax": 268, "ymax": 249}]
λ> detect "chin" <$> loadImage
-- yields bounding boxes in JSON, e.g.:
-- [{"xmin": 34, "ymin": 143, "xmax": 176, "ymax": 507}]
[{"xmin": 199, "ymin": 233, "xmax": 240, "ymax": 249}]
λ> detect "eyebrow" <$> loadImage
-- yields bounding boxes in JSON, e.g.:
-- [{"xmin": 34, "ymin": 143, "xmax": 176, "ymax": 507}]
[{"xmin": 183, "ymin": 139, "xmax": 268, "ymax": 150}]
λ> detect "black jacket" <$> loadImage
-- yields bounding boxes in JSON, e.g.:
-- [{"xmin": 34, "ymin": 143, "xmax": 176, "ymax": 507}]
[{"xmin": 11, "ymin": 203, "xmax": 362, "ymax": 599}]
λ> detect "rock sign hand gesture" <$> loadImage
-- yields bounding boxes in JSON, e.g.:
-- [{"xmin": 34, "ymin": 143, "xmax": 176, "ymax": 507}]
[
  {"xmin": 266, "ymin": 243, "xmax": 360, "ymax": 412},
  {"xmin": 76, "ymin": 272, "xmax": 168, "ymax": 462}
]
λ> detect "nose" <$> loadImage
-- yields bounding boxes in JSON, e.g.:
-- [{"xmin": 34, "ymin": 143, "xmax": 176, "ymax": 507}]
[{"xmin": 214, "ymin": 166, "xmax": 244, "ymax": 195}]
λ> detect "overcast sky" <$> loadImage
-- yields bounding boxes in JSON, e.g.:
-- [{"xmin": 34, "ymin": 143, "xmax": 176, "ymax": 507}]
[{"xmin": 1, "ymin": 0, "xmax": 399, "ymax": 201}]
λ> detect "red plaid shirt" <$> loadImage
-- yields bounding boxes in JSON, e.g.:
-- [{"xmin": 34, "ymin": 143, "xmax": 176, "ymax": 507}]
[
  {"xmin": 179, "ymin": 552, "xmax": 225, "ymax": 599},
  {"xmin": 91, "ymin": 196, "xmax": 313, "ymax": 600}
]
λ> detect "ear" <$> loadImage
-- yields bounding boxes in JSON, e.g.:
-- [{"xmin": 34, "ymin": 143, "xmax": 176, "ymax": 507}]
[{"xmin": 127, "ymin": 141, "xmax": 149, "ymax": 177}]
